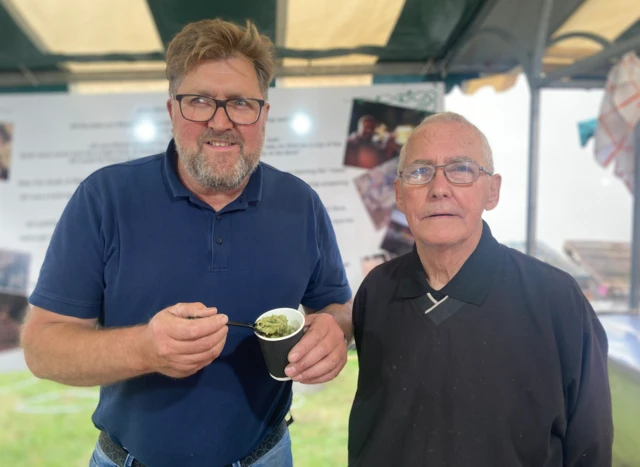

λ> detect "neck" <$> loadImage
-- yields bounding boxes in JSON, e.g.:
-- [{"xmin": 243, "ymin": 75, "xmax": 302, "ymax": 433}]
[
  {"xmin": 415, "ymin": 224, "xmax": 483, "ymax": 290},
  {"xmin": 177, "ymin": 162, "xmax": 250, "ymax": 212}
]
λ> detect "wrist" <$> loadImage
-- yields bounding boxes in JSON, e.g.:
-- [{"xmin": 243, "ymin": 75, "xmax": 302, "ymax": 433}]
[{"xmin": 131, "ymin": 325, "xmax": 154, "ymax": 375}]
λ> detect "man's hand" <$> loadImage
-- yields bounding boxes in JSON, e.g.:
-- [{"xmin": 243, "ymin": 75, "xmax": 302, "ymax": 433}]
[
  {"xmin": 142, "ymin": 302, "xmax": 228, "ymax": 378},
  {"xmin": 284, "ymin": 313, "xmax": 347, "ymax": 384}
]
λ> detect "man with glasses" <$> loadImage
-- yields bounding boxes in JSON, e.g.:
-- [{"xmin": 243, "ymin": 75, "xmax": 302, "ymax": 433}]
[
  {"xmin": 348, "ymin": 112, "xmax": 613, "ymax": 467},
  {"xmin": 22, "ymin": 18, "xmax": 352, "ymax": 467}
]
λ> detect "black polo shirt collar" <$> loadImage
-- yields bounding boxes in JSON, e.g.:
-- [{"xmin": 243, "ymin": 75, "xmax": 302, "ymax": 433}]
[
  {"xmin": 396, "ymin": 221, "xmax": 502, "ymax": 306},
  {"xmin": 163, "ymin": 139, "xmax": 263, "ymax": 208}
]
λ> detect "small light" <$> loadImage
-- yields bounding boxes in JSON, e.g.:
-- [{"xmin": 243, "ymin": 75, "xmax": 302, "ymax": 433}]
[
  {"xmin": 134, "ymin": 120, "xmax": 156, "ymax": 142},
  {"xmin": 291, "ymin": 113, "xmax": 311, "ymax": 135}
]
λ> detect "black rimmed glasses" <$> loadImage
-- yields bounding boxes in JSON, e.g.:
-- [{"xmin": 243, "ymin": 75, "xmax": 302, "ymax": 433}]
[
  {"xmin": 399, "ymin": 161, "xmax": 493, "ymax": 185},
  {"xmin": 174, "ymin": 94, "xmax": 265, "ymax": 125}
]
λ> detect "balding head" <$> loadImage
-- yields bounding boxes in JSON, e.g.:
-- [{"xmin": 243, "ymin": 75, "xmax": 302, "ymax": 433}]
[{"xmin": 398, "ymin": 112, "xmax": 494, "ymax": 177}]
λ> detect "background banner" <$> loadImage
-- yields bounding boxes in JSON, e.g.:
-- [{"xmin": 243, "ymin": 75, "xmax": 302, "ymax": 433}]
[{"xmin": 0, "ymin": 83, "xmax": 443, "ymax": 352}]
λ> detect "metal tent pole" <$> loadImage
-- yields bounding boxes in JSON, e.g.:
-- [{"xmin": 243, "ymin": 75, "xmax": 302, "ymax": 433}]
[
  {"xmin": 526, "ymin": 88, "xmax": 542, "ymax": 257},
  {"xmin": 525, "ymin": 0, "xmax": 555, "ymax": 257}
]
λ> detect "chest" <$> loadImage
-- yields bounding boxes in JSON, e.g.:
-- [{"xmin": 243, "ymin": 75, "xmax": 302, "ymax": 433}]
[{"xmin": 100, "ymin": 202, "xmax": 317, "ymax": 326}]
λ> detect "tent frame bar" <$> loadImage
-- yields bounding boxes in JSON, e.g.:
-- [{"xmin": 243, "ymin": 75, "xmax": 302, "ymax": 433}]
[
  {"xmin": 538, "ymin": 34, "xmax": 640, "ymax": 87},
  {"xmin": 524, "ymin": 0, "xmax": 555, "ymax": 257}
]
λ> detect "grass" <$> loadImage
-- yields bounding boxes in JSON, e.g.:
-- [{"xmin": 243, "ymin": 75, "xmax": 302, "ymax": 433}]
[
  {"xmin": 289, "ymin": 355, "xmax": 358, "ymax": 466},
  {"xmin": 0, "ymin": 354, "xmax": 637, "ymax": 466},
  {"xmin": 609, "ymin": 362, "xmax": 640, "ymax": 467}
]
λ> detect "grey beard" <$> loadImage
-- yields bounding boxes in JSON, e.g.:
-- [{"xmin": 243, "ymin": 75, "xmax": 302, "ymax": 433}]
[
  {"xmin": 183, "ymin": 147, "xmax": 259, "ymax": 191},
  {"xmin": 175, "ymin": 135, "xmax": 261, "ymax": 191}
]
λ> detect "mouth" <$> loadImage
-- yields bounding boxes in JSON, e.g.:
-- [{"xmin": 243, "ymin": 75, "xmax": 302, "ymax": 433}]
[
  {"xmin": 427, "ymin": 213, "xmax": 457, "ymax": 219},
  {"xmin": 204, "ymin": 139, "xmax": 237, "ymax": 148}
]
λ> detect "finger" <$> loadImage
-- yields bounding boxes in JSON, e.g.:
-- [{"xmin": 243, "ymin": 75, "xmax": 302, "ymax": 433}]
[
  {"xmin": 169, "ymin": 314, "xmax": 228, "ymax": 341},
  {"xmin": 168, "ymin": 303, "xmax": 217, "ymax": 319},
  {"xmin": 168, "ymin": 343, "xmax": 225, "ymax": 366},
  {"xmin": 285, "ymin": 336, "xmax": 334, "ymax": 376},
  {"xmin": 164, "ymin": 331, "xmax": 228, "ymax": 366},
  {"xmin": 165, "ymin": 325, "xmax": 229, "ymax": 355},
  {"xmin": 287, "ymin": 321, "xmax": 327, "ymax": 363},
  {"xmin": 289, "ymin": 349, "xmax": 346, "ymax": 383},
  {"xmin": 302, "ymin": 370, "xmax": 343, "ymax": 385}
]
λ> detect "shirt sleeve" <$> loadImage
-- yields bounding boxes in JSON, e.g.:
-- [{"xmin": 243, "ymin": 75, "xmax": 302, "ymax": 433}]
[
  {"xmin": 29, "ymin": 180, "xmax": 106, "ymax": 319},
  {"xmin": 300, "ymin": 194, "xmax": 352, "ymax": 310},
  {"xmin": 563, "ymin": 284, "xmax": 613, "ymax": 467}
]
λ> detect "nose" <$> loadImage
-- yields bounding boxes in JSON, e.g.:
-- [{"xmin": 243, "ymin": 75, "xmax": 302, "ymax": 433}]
[
  {"xmin": 428, "ymin": 167, "xmax": 452, "ymax": 199},
  {"xmin": 207, "ymin": 105, "xmax": 234, "ymax": 131}
]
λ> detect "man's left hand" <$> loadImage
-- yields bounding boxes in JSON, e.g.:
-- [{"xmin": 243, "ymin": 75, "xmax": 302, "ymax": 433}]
[{"xmin": 284, "ymin": 313, "xmax": 347, "ymax": 384}]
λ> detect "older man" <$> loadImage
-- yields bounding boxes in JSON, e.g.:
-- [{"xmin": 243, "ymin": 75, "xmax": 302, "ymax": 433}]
[
  {"xmin": 348, "ymin": 112, "xmax": 613, "ymax": 467},
  {"xmin": 21, "ymin": 19, "xmax": 352, "ymax": 467}
]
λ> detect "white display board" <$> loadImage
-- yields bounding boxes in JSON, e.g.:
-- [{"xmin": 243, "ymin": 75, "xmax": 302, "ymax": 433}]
[{"xmin": 0, "ymin": 83, "xmax": 443, "ymax": 298}]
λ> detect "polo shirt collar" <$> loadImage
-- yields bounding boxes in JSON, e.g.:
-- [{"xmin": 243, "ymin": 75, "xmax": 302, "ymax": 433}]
[
  {"xmin": 163, "ymin": 139, "xmax": 263, "ymax": 205},
  {"xmin": 396, "ymin": 221, "xmax": 501, "ymax": 306}
]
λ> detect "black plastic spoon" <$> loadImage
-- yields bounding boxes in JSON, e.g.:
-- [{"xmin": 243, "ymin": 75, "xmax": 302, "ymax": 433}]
[{"xmin": 227, "ymin": 320, "xmax": 268, "ymax": 336}]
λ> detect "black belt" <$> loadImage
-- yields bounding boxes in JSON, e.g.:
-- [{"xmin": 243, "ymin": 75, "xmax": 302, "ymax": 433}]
[
  {"xmin": 98, "ymin": 431, "xmax": 144, "ymax": 467},
  {"xmin": 98, "ymin": 417, "xmax": 292, "ymax": 467}
]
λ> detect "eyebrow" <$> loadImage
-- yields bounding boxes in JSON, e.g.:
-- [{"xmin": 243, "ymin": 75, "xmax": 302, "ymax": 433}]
[
  {"xmin": 182, "ymin": 92, "xmax": 252, "ymax": 100},
  {"xmin": 409, "ymin": 156, "xmax": 475, "ymax": 165}
]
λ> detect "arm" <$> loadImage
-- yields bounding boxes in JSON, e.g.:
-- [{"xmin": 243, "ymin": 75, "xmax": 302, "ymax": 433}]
[
  {"xmin": 22, "ymin": 306, "xmax": 148, "ymax": 386},
  {"xmin": 563, "ymin": 297, "xmax": 613, "ymax": 466},
  {"xmin": 305, "ymin": 299, "xmax": 354, "ymax": 342},
  {"xmin": 21, "ymin": 303, "xmax": 228, "ymax": 387},
  {"xmin": 21, "ymin": 182, "xmax": 228, "ymax": 387}
]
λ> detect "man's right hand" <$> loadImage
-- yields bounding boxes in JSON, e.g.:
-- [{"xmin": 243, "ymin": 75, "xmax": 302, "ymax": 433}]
[{"xmin": 142, "ymin": 302, "xmax": 228, "ymax": 378}]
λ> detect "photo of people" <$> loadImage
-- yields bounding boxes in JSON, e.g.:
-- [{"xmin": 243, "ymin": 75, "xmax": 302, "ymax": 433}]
[
  {"xmin": 0, "ymin": 248, "xmax": 30, "ymax": 352},
  {"xmin": 0, "ymin": 122, "xmax": 14, "ymax": 181},
  {"xmin": 353, "ymin": 157, "xmax": 399, "ymax": 230},
  {"xmin": 0, "ymin": 292, "xmax": 27, "ymax": 352},
  {"xmin": 343, "ymin": 99, "xmax": 432, "ymax": 169},
  {"xmin": 380, "ymin": 207, "xmax": 415, "ymax": 257}
]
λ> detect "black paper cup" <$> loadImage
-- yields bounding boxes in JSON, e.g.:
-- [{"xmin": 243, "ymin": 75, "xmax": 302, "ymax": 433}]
[{"xmin": 255, "ymin": 307, "xmax": 305, "ymax": 381}]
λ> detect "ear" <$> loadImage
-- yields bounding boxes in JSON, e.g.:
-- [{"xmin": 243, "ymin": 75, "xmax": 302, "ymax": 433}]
[
  {"xmin": 394, "ymin": 178, "xmax": 406, "ymax": 214},
  {"xmin": 166, "ymin": 98, "xmax": 174, "ymax": 120},
  {"xmin": 485, "ymin": 174, "xmax": 501, "ymax": 211}
]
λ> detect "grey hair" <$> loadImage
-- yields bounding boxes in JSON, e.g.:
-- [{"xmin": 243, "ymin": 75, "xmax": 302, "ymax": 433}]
[{"xmin": 397, "ymin": 111, "xmax": 494, "ymax": 176}]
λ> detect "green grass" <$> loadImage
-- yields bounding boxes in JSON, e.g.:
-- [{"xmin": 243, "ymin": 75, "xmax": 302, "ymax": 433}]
[
  {"xmin": 289, "ymin": 355, "xmax": 358, "ymax": 466},
  {"xmin": 610, "ymin": 362, "xmax": 640, "ymax": 467},
  {"xmin": 0, "ymin": 355, "xmax": 637, "ymax": 466}
]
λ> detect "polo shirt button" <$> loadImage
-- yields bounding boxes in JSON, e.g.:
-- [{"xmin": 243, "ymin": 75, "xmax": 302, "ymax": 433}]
[
  {"xmin": 216, "ymin": 214, "xmax": 221, "ymax": 220},
  {"xmin": 216, "ymin": 237, "xmax": 223, "ymax": 244}
]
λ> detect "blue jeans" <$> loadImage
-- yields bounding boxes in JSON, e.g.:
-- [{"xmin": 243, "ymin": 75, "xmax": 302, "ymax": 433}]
[
  {"xmin": 89, "ymin": 429, "xmax": 293, "ymax": 467},
  {"xmin": 89, "ymin": 442, "xmax": 134, "ymax": 467}
]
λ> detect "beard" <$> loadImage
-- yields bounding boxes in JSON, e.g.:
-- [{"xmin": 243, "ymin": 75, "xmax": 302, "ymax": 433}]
[{"xmin": 174, "ymin": 129, "xmax": 262, "ymax": 192}]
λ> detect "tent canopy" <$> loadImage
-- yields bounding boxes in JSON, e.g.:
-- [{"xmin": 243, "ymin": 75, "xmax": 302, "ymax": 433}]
[{"xmin": 0, "ymin": 0, "xmax": 638, "ymax": 90}]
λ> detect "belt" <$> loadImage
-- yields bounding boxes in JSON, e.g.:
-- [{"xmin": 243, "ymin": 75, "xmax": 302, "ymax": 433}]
[
  {"xmin": 98, "ymin": 417, "xmax": 291, "ymax": 467},
  {"xmin": 98, "ymin": 431, "xmax": 145, "ymax": 467}
]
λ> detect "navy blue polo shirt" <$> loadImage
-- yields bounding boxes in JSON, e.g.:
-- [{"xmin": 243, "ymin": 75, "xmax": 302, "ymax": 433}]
[{"xmin": 30, "ymin": 141, "xmax": 351, "ymax": 467}]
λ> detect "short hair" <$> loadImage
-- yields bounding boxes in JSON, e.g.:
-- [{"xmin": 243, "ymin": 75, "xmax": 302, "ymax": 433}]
[
  {"xmin": 397, "ymin": 112, "xmax": 494, "ymax": 176},
  {"xmin": 358, "ymin": 115, "xmax": 377, "ymax": 125},
  {"xmin": 165, "ymin": 19, "xmax": 275, "ymax": 98}
]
